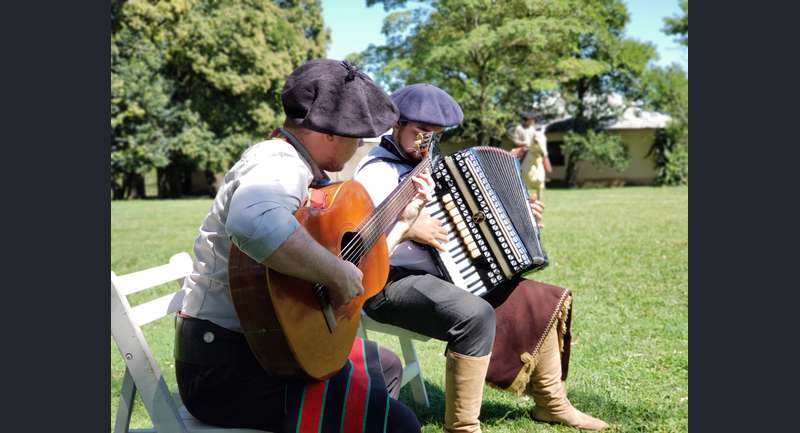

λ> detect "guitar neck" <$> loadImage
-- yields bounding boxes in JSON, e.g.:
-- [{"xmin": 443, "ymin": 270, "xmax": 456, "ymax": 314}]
[{"xmin": 342, "ymin": 158, "xmax": 432, "ymax": 263}]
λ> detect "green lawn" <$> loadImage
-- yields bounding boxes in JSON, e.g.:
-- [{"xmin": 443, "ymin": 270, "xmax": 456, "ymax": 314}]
[{"xmin": 111, "ymin": 186, "xmax": 688, "ymax": 432}]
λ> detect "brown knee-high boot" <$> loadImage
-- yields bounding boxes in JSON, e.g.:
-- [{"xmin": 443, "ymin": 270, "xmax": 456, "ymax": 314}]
[
  {"xmin": 444, "ymin": 350, "xmax": 491, "ymax": 433},
  {"xmin": 528, "ymin": 325, "xmax": 608, "ymax": 430}
]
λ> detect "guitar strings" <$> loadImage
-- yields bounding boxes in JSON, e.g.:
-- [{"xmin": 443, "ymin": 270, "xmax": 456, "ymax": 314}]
[
  {"xmin": 339, "ymin": 158, "xmax": 432, "ymax": 264},
  {"xmin": 343, "ymin": 134, "xmax": 438, "ymax": 260}
]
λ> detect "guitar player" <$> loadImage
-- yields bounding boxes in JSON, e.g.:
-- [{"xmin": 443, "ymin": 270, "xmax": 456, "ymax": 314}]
[{"xmin": 173, "ymin": 60, "xmax": 433, "ymax": 433}]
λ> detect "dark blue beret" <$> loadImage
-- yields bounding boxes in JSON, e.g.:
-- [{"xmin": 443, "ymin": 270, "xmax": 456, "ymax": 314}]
[
  {"xmin": 390, "ymin": 83, "xmax": 464, "ymax": 127},
  {"xmin": 281, "ymin": 59, "xmax": 399, "ymax": 138}
]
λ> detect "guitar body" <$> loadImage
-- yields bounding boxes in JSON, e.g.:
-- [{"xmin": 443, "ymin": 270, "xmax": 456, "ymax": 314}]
[{"xmin": 228, "ymin": 180, "xmax": 389, "ymax": 380}]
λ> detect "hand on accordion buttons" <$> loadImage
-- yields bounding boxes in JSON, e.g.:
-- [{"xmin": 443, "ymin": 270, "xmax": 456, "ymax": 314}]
[
  {"xmin": 405, "ymin": 209, "xmax": 449, "ymax": 252},
  {"xmin": 529, "ymin": 198, "xmax": 545, "ymax": 228}
]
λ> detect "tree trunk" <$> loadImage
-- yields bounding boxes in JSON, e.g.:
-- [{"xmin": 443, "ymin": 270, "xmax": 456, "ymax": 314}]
[
  {"xmin": 125, "ymin": 173, "xmax": 146, "ymax": 198},
  {"xmin": 182, "ymin": 165, "xmax": 194, "ymax": 196},
  {"xmin": 111, "ymin": 184, "xmax": 125, "ymax": 200},
  {"xmin": 157, "ymin": 163, "xmax": 184, "ymax": 198},
  {"xmin": 565, "ymin": 158, "xmax": 579, "ymax": 188},
  {"xmin": 204, "ymin": 168, "xmax": 218, "ymax": 197}
]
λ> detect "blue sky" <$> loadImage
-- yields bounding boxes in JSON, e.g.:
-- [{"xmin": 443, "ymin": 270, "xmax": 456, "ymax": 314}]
[{"xmin": 321, "ymin": 0, "xmax": 687, "ymax": 69}]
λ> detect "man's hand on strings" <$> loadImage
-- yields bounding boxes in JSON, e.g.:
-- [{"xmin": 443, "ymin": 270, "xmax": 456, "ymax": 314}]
[
  {"xmin": 327, "ymin": 260, "xmax": 364, "ymax": 310},
  {"xmin": 399, "ymin": 172, "xmax": 435, "ymax": 226}
]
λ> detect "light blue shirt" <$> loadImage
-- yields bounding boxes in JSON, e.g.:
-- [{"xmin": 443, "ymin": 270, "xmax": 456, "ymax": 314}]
[{"xmin": 181, "ymin": 138, "xmax": 318, "ymax": 332}]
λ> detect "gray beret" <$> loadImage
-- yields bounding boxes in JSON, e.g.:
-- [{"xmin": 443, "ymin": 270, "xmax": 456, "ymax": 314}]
[
  {"xmin": 390, "ymin": 83, "xmax": 464, "ymax": 127},
  {"xmin": 281, "ymin": 59, "xmax": 399, "ymax": 138}
]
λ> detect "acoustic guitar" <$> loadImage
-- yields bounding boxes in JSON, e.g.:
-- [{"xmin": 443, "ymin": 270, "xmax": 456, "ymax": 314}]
[{"xmin": 229, "ymin": 133, "xmax": 438, "ymax": 380}]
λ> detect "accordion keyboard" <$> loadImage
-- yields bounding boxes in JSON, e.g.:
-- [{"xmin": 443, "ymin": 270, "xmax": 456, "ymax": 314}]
[{"xmin": 426, "ymin": 199, "xmax": 488, "ymax": 296}]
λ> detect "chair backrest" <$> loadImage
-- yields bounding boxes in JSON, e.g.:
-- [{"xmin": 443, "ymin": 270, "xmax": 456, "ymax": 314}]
[{"xmin": 111, "ymin": 252, "xmax": 194, "ymax": 433}]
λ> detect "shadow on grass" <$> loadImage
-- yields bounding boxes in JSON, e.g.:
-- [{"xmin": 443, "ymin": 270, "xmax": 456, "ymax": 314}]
[
  {"xmin": 399, "ymin": 379, "xmax": 671, "ymax": 429},
  {"xmin": 568, "ymin": 389, "xmax": 671, "ymax": 428},
  {"xmin": 399, "ymin": 379, "xmax": 531, "ymax": 425}
]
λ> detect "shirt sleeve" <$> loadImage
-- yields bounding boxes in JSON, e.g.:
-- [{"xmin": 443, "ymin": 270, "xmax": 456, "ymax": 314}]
[
  {"xmin": 535, "ymin": 130, "xmax": 548, "ymax": 157},
  {"xmin": 225, "ymin": 147, "xmax": 310, "ymax": 263},
  {"xmin": 512, "ymin": 125, "xmax": 527, "ymax": 146},
  {"xmin": 353, "ymin": 161, "xmax": 401, "ymax": 207}
]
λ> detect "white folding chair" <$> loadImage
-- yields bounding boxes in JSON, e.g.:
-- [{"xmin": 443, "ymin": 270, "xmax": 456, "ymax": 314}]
[
  {"xmin": 111, "ymin": 252, "xmax": 269, "ymax": 433},
  {"xmin": 358, "ymin": 313, "xmax": 432, "ymax": 408}
]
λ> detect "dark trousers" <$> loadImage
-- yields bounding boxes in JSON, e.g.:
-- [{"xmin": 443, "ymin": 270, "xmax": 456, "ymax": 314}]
[
  {"xmin": 175, "ymin": 316, "xmax": 419, "ymax": 432},
  {"xmin": 363, "ymin": 267, "xmax": 496, "ymax": 357}
]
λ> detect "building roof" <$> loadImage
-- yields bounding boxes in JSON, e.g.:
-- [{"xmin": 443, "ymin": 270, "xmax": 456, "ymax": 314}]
[
  {"xmin": 545, "ymin": 107, "xmax": 671, "ymax": 133},
  {"xmin": 605, "ymin": 107, "xmax": 672, "ymax": 129}
]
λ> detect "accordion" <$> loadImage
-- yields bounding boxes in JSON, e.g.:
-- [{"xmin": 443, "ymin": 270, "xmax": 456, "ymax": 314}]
[{"xmin": 425, "ymin": 146, "xmax": 548, "ymax": 297}]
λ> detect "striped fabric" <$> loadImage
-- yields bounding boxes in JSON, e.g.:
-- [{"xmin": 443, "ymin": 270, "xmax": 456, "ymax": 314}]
[{"xmin": 284, "ymin": 337, "xmax": 390, "ymax": 433}]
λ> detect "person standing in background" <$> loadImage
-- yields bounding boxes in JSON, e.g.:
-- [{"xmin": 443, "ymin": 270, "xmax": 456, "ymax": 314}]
[{"xmin": 510, "ymin": 112, "xmax": 552, "ymax": 201}]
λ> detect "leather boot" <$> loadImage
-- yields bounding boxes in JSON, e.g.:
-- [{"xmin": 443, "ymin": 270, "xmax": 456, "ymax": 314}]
[
  {"xmin": 444, "ymin": 350, "xmax": 491, "ymax": 433},
  {"xmin": 528, "ymin": 325, "xmax": 608, "ymax": 431}
]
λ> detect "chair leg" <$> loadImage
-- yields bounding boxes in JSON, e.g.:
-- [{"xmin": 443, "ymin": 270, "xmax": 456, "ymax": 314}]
[
  {"xmin": 399, "ymin": 336, "xmax": 430, "ymax": 408},
  {"xmin": 114, "ymin": 368, "xmax": 137, "ymax": 433},
  {"xmin": 356, "ymin": 320, "xmax": 367, "ymax": 340}
]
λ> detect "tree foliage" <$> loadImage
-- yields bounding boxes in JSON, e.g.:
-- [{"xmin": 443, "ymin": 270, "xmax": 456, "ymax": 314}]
[
  {"xmin": 111, "ymin": 0, "xmax": 212, "ymax": 199},
  {"xmin": 561, "ymin": 130, "xmax": 629, "ymax": 184},
  {"xmin": 651, "ymin": 121, "xmax": 688, "ymax": 185},
  {"xmin": 663, "ymin": 0, "xmax": 688, "ymax": 47},
  {"xmin": 357, "ymin": 0, "xmax": 655, "ymax": 186},
  {"xmin": 553, "ymin": 0, "xmax": 656, "ymax": 185},
  {"xmin": 355, "ymin": 0, "xmax": 587, "ymax": 146},
  {"xmin": 639, "ymin": 63, "xmax": 688, "ymax": 185},
  {"xmin": 111, "ymin": 0, "xmax": 329, "ymax": 199},
  {"xmin": 639, "ymin": 0, "xmax": 689, "ymax": 187}
]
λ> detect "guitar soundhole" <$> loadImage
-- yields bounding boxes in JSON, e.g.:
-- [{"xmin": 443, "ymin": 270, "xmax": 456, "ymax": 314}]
[{"xmin": 340, "ymin": 231, "xmax": 365, "ymax": 265}]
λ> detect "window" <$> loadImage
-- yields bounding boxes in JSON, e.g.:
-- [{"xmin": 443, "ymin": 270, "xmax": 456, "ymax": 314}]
[{"xmin": 548, "ymin": 140, "xmax": 565, "ymax": 166}]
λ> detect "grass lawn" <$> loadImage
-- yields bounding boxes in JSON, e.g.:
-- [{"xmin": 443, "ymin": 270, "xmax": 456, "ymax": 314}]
[{"xmin": 111, "ymin": 186, "xmax": 688, "ymax": 432}]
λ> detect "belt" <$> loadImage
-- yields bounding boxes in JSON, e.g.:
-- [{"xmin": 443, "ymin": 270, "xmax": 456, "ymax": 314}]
[{"xmin": 174, "ymin": 315, "xmax": 253, "ymax": 365}]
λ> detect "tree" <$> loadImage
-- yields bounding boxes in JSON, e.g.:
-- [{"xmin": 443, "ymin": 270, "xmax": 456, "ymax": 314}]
[
  {"xmin": 663, "ymin": 0, "xmax": 688, "ymax": 47},
  {"xmin": 111, "ymin": 0, "xmax": 213, "ymax": 199},
  {"xmin": 639, "ymin": 64, "xmax": 687, "ymax": 124},
  {"xmin": 111, "ymin": 0, "xmax": 329, "ymax": 198},
  {"xmin": 357, "ymin": 0, "xmax": 655, "ymax": 186},
  {"xmin": 638, "ymin": 63, "xmax": 688, "ymax": 185},
  {"xmin": 355, "ymin": 0, "xmax": 588, "ymax": 146},
  {"xmin": 556, "ymin": 0, "xmax": 657, "ymax": 186},
  {"xmin": 162, "ymin": 0, "xmax": 330, "ymax": 197},
  {"xmin": 634, "ymin": 0, "xmax": 689, "ymax": 186}
]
